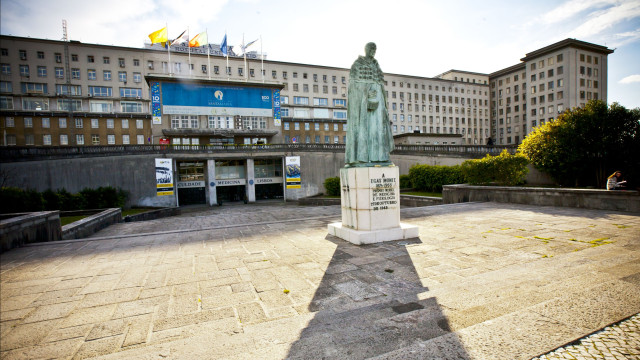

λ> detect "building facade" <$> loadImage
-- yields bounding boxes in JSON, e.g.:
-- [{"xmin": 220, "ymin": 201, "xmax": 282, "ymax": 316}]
[{"xmin": 0, "ymin": 35, "xmax": 613, "ymax": 147}]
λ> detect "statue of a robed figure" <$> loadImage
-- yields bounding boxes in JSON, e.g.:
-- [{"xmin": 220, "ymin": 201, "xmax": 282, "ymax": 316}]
[
  {"xmin": 328, "ymin": 43, "xmax": 417, "ymax": 245},
  {"xmin": 345, "ymin": 42, "xmax": 395, "ymax": 167}
]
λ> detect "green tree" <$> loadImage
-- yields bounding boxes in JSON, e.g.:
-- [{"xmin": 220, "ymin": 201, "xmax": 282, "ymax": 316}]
[{"xmin": 518, "ymin": 100, "xmax": 640, "ymax": 187}]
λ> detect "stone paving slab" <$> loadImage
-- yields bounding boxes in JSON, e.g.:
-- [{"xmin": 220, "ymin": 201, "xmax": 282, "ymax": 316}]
[{"xmin": 0, "ymin": 202, "xmax": 639, "ymax": 359}]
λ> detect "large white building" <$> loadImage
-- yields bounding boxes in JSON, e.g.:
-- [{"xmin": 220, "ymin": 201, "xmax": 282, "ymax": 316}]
[{"xmin": 0, "ymin": 35, "xmax": 613, "ymax": 147}]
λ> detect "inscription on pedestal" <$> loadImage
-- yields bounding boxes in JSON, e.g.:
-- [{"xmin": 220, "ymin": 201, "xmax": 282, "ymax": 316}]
[{"xmin": 370, "ymin": 176, "xmax": 397, "ymax": 211}]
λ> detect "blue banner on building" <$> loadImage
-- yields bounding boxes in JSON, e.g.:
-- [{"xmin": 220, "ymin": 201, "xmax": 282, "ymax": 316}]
[
  {"xmin": 273, "ymin": 89, "xmax": 281, "ymax": 126},
  {"xmin": 151, "ymin": 82, "xmax": 162, "ymax": 124},
  {"xmin": 161, "ymin": 82, "xmax": 275, "ymax": 117}
]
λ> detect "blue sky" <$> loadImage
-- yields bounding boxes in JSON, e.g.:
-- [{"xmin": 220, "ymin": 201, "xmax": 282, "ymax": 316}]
[{"xmin": 1, "ymin": 0, "xmax": 639, "ymax": 108}]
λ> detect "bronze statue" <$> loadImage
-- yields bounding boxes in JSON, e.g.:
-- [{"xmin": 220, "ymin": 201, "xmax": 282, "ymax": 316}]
[{"xmin": 345, "ymin": 42, "xmax": 394, "ymax": 167}]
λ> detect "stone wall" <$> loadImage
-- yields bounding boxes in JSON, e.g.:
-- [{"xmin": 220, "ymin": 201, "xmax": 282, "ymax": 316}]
[
  {"xmin": 400, "ymin": 195, "xmax": 443, "ymax": 207},
  {"xmin": 0, "ymin": 151, "xmax": 555, "ymax": 207},
  {"xmin": 0, "ymin": 211, "xmax": 61, "ymax": 252},
  {"xmin": 443, "ymin": 184, "xmax": 640, "ymax": 213}
]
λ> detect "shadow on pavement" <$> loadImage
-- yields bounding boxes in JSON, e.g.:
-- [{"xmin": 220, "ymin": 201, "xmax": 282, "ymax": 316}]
[{"xmin": 286, "ymin": 235, "xmax": 470, "ymax": 359}]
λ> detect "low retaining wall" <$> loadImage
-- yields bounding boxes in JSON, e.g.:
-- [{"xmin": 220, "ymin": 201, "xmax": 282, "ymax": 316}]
[
  {"xmin": 0, "ymin": 211, "xmax": 61, "ymax": 252},
  {"xmin": 124, "ymin": 207, "xmax": 180, "ymax": 222},
  {"xmin": 443, "ymin": 184, "xmax": 640, "ymax": 213},
  {"xmin": 298, "ymin": 197, "xmax": 340, "ymax": 206},
  {"xmin": 400, "ymin": 195, "xmax": 443, "ymax": 207},
  {"xmin": 62, "ymin": 208, "xmax": 122, "ymax": 240}
]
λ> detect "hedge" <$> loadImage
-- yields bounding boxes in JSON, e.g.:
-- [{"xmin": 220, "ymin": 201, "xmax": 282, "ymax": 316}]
[
  {"xmin": 408, "ymin": 165, "xmax": 465, "ymax": 192},
  {"xmin": 0, "ymin": 186, "xmax": 128, "ymax": 214},
  {"xmin": 399, "ymin": 174, "xmax": 412, "ymax": 189},
  {"xmin": 324, "ymin": 177, "xmax": 340, "ymax": 196},
  {"xmin": 460, "ymin": 150, "xmax": 529, "ymax": 186}
]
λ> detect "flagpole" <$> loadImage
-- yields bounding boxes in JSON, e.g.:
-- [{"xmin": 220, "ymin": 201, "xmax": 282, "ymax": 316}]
[
  {"xmin": 243, "ymin": 33, "xmax": 248, "ymax": 82},
  {"xmin": 166, "ymin": 23, "xmax": 171, "ymax": 76},
  {"xmin": 188, "ymin": 26, "xmax": 192, "ymax": 77},
  {"xmin": 226, "ymin": 30, "xmax": 229, "ymax": 81},
  {"xmin": 207, "ymin": 29, "xmax": 211, "ymax": 80},
  {"xmin": 260, "ymin": 35, "xmax": 264, "ymax": 83}
]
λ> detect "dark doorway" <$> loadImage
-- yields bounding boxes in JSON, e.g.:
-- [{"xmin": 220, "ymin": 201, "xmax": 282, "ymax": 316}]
[
  {"xmin": 217, "ymin": 185, "xmax": 246, "ymax": 203},
  {"xmin": 178, "ymin": 187, "xmax": 206, "ymax": 205},
  {"xmin": 255, "ymin": 183, "xmax": 284, "ymax": 200}
]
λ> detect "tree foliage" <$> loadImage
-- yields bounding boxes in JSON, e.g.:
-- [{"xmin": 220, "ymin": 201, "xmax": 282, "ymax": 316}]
[{"xmin": 518, "ymin": 100, "xmax": 640, "ymax": 187}]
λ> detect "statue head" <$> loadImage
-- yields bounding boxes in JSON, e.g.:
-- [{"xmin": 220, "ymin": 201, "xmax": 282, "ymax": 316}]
[{"xmin": 365, "ymin": 42, "xmax": 377, "ymax": 58}]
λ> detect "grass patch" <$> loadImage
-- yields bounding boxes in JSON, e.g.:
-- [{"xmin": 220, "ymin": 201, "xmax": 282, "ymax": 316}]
[
  {"xmin": 122, "ymin": 208, "xmax": 155, "ymax": 217},
  {"xmin": 533, "ymin": 236, "xmax": 553, "ymax": 240},
  {"xmin": 401, "ymin": 191, "xmax": 443, "ymax": 198},
  {"xmin": 613, "ymin": 224, "xmax": 630, "ymax": 229},
  {"xmin": 60, "ymin": 215, "xmax": 88, "ymax": 226}
]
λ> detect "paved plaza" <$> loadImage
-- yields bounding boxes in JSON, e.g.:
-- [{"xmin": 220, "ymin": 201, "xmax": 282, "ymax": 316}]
[{"xmin": 1, "ymin": 202, "xmax": 639, "ymax": 359}]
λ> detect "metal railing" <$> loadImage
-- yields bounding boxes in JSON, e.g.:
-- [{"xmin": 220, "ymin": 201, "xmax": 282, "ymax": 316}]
[{"xmin": 0, "ymin": 144, "xmax": 517, "ymax": 162}]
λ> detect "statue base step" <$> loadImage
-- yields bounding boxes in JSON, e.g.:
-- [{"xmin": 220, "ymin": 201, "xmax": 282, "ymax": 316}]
[{"xmin": 328, "ymin": 222, "xmax": 419, "ymax": 245}]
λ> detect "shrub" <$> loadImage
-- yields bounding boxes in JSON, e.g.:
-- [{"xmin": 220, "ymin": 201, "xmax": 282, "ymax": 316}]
[
  {"xmin": 408, "ymin": 165, "xmax": 465, "ymax": 192},
  {"xmin": 42, "ymin": 189, "xmax": 60, "ymax": 210},
  {"xmin": 324, "ymin": 177, "xmax": 340, "ymax": 196},
  {"xmin": 460, "ymin": 150, "xmax": 529, "ymax": 186},
  {"xmin": 0, "ymin": 186, "xmax": 127, "ymax": 213},
  {"xmin": 57, "ymin": 189, "xmax": 86, "ymax": 211},
  {"xmin": 399, "ymin": 174, "xmax": 412, "ymax": 189},
  {"xmin": 1, "ymin": 187, "xmax": 26, "ymax": 213}
]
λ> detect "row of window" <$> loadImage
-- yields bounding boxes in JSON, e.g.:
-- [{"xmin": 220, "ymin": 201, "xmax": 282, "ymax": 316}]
[
  {"xmin": 283, "ymin": 122, "xmax": 347, "ymax": 132},
  {"xmin": 392, "ymin": 81, "xmax": 489, "ymax": 92},
  {"xmin": 280, "ymin": 108, "xmax": 346, "ymax": 119},
  {"xmin": 530, "ymin": 91, "xmax": 565, "ymax": 105},
  {"xmin": 391, "ymin": 125, "xmax": 490, "ymax": 137},
  {"xmin": 0, "ymin": 96, "xmax": 144, "ymax": 112},
  {"xmin": 287, "ymin": 97, "xmax": 346, "ymax": 107},
  {"xmin": 3, "ymin": 116, "xmax": 145, "ymax": 129},
  {"xmin": 284, "ymin": 135, "xmax": 345, "ymax": 144},
  {"xmin": 392, "ymin": 115, "xmax": 488, "ymax": 126},
  {"xmin": 1, "ymin": 48, "xmax": 140, "ymax": 67},
  {"xmin": 4, "ymin": 134, "xmax": 146, "ymax": 146},
  {"xmin": 530, "ymin": 54, "xmax": 564, "ymax": 71},
  {"xmin": 0, "ymin": 64, "xmax": 143, "ymax": 83},
  {"xmin": 0, "ymin": 81, "xmax": 143, "ymax": 98},
  {"xmin": 169, "ymin": 115, "xmax": 268, "ymax": 130}
]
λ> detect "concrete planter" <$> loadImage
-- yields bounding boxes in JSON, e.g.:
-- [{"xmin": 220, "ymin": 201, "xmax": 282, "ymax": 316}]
[
  {"xmin": 62, "ymin": 208, "xmax": 122, "ymax": 240},
  {"xmin": 0, "ymin": 211, "xmax": 62, "ymax": 252}
]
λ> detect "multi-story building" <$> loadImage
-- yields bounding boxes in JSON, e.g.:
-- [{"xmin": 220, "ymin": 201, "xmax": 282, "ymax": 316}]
[
  {"xmin": 490, "ymin": 39, "xmax": 613, "ymax": 145},
  {"xmin": 0, "ymin": 35, "xmax": 613, "ymax": 147}
]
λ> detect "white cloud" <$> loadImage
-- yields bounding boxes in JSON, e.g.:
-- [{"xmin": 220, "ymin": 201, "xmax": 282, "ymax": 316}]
[
  {"xmin": 620, "ymin": 74, "xmax": 640, "ymax": 84},
  {"xmin": 570, "ymin": 1, "xmax": 640, "ymax": 38},
  {"xmin": 540, "ymin": 0, "xmax": 618, "ymax": 24}
]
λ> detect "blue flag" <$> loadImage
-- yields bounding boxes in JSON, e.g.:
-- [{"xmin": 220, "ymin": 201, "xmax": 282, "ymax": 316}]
[{"xmin": 221, "ymin": 34, "xmax": 228, "ymax": 56}]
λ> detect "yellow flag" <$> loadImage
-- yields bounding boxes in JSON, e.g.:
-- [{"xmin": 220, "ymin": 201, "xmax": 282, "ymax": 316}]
[{"xmin": 149, "ymin": 27, "xmax": 168, "ymax": 44}]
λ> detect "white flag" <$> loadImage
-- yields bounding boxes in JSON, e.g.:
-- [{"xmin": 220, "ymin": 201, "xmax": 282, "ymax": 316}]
[{"xmin": 170, "ymin": 30, "xmax": 189, "ymax": 46}]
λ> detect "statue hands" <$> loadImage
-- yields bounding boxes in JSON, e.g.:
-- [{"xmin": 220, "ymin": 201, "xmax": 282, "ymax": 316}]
[{"xmin": 367, "ymin": 89, "xmax": 379, "ymax": 111}]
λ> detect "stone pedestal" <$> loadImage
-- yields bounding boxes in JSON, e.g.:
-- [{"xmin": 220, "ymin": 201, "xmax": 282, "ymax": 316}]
[{"xmin": 328, "ymin": 166, "xmax": 418, "ymax": 245}]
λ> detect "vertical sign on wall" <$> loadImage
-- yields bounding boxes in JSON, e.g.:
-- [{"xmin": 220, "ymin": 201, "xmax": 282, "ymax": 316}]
[
  {"xmin": 285, "ymin": 156, "xmax": 301, "ymax": 189},
  {"xmin": 155, "ymin": 158, "xmax": 174, "ymax": 196},
  {"xmin": 273, "ymin": 89, "xmax": 281, "ymax": 126},
  {"xmin": 151, "ymin": 81, "xmax": 162, "ymax": 125}
]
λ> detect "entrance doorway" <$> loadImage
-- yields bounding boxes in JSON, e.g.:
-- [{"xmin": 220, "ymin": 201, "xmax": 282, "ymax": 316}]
[
  {"xmin": 217, "ymin": 185, "xmax": 246, "ymax": 203},
  {"xmin": 177, "ymin": 161, "xmax": 206, "ymax": 205}
]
